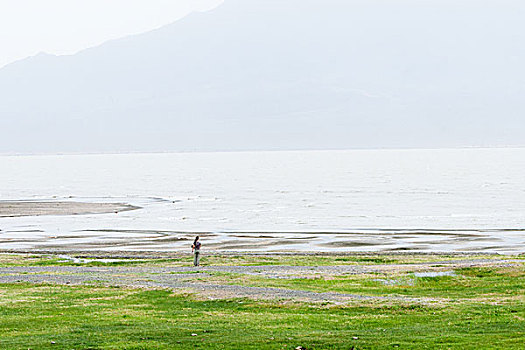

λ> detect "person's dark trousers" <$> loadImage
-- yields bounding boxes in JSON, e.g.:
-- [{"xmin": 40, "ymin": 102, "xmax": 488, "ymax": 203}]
[{"xmin": 193, "ymin": 250, "xmax": 200, "ymax": 266}]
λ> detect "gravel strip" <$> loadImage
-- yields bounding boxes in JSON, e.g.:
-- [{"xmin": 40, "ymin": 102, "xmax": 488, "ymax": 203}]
[{"xmin": 0, "ymin": 259, "xmax": 520, "ymax": 303}]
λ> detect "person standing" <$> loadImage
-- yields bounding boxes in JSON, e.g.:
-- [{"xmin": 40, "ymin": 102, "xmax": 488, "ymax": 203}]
[{"xmin": 192, "ymin": 236, "xmax": 201, "ymax": 266}]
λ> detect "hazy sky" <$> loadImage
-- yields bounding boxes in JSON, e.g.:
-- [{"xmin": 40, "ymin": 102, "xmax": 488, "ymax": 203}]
[
  {"xmin": 1, "ymin": 0, "xmax": 523, "ymax": 153},
  {"xmin": 0, "ymin": 0, "xmax": 223, "ymax": 68}
]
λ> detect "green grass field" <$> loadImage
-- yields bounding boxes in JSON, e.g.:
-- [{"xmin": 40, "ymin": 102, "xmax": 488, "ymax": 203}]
[{"xmin": 0, "ymin": 254, "xmax": 523, "ymax": 349}]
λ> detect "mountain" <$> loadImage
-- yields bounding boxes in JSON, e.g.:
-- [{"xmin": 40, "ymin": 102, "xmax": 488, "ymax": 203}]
[{"xmin": 1, "ymin": 0, "xmax": 524, "ymax": 153}]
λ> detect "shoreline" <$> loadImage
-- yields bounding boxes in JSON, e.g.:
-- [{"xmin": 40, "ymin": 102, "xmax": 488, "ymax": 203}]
[
  {"xmin": 1, "ymin": 200, "xmax": 523, "ymax": 254},
  {"xmin": 0, "ymin": 249, "xmax": 517, "ymax": 259}
]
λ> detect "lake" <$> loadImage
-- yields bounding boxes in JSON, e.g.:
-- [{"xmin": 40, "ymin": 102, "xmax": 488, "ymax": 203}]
[{"xmin": 1, "ymin": 148, "xmax": 524, "ymax": 253}]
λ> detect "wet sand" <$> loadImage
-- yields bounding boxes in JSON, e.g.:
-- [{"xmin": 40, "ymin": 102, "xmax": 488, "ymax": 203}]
[
  {"xmin": 1, "ymin": 200, "xmax": 523, "ymax": 254},
  {"xmin": 0, "ymin": 201, "xmax": 140, "ymax": 218}
]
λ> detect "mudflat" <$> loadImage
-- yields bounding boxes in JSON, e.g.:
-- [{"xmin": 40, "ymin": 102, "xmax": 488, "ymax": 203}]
[{"xmin": 0, "ymin": 201, "xmax": 140, "ymax": 217}]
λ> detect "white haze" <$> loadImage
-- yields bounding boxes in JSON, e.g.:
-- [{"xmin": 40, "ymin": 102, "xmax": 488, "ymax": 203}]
[
  {"xmin": 0, "ymin": 0, "xmax": 524, "ymax": 153},
  {"xmin": 0, "ymin": 0, "xmax": 223, "ymax": 68}
]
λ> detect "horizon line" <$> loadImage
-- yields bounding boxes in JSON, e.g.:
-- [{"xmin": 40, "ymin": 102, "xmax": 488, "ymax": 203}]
[{"xmin": 2, "ymin": 145, "xmax": 524, "ymax": 157}]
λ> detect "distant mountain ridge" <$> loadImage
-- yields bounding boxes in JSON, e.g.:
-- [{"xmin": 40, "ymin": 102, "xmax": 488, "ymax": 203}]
[{"xmin": 1, "ymin": 0, "xmax": 524, "ymax": 153}]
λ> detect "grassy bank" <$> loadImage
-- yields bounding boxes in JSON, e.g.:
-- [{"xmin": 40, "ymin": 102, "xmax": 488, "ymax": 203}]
[
  {"xmin": 0, "ymin": 252, "xmax": 511, "ymax": 267},
  {"xmin": 0, "ymin": 254, "xmax": 523, "ymax": 349}
]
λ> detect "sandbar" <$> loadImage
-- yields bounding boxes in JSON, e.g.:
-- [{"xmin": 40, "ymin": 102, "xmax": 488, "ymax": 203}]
[{"xmin": 0, "ymin": 201, "xmax": 140, "ymax": 218}]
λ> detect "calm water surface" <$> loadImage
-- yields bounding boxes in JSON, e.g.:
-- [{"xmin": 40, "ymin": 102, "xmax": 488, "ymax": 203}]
[{"xmin": 1, "ymin": 149, "xmax": 524, "ymax": 253}]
